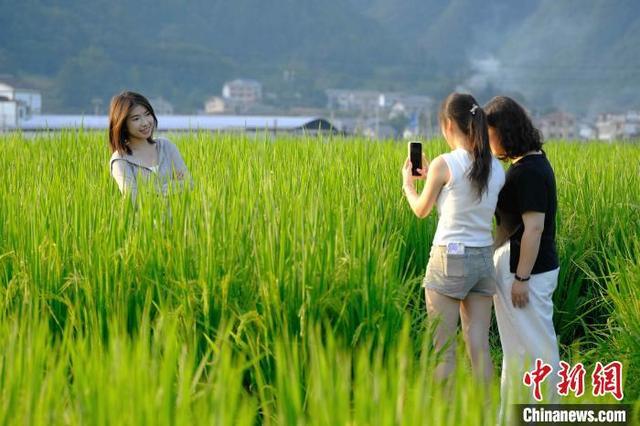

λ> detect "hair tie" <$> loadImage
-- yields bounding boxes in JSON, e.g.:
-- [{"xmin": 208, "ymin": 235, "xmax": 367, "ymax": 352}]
[{"xmin": 470, "ymin": 104, "xmax": 479, "ymax": 115}]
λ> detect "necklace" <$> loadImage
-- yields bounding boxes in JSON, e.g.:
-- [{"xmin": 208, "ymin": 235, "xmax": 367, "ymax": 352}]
[{"xmin": 513, "ymin": 150, "xmax": 542, "ymax": 163}]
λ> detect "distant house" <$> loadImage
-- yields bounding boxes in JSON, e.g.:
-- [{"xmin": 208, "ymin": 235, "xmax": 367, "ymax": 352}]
[
  {"xmin": 326, "ymin": 89, "xmax": 434, "ymax": 138},
  {"xmin": 0, "ymin": 96, "xmax": 19, "ymax": 130},
  {"xmin": 326, "ymin": 89, "xmax": 383, "ymax": 113},
  {"xmin": 537, "ymin": 111, "xmax": 576, "ymax": 140},
  {"xmin": 595, "ymin": 111, "xmax": 640, "ymax": 141},
  {"xmin": 387, "ymin": 94, "xmax": 434, "ymax": 117},
  {"xmin": 222, "ymin": 79, "xmax": 262, "ymax": 112},
  {"xmin": 204, "ymin": 96, "xmax": 226, "ymax": 114},
  {"xmin": 0, "ymin": 78, "xmax": 42, "ymax": 124},
  {"xmin": 623, "ymin": 110, "xmax": 640, "ymax": 139},
  {"xmin": 326, "ymin": 89, "xmax": 433, "ymax": 117},
  {"xmin": 578, "ymin": 122, "xmax": 597, "ymax": 140},
  {"xmin": 595, "ymin": 113, "xmax": 626, "ymax": 141}
]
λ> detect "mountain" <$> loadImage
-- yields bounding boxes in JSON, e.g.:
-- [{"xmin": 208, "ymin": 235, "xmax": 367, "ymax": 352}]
[
  {"xmin": 495, "ymin": 0, "xmax": 640, "ymax": 114},
  {"xmin": 1, "ymin": 0, "xmax": 638, "ymax": 114},
  {"xmin": 0, "ymin": 0, "xmax": 407, "ymax": 112},
  {"xmin": 362, "ymin": 0, "xmax": 640, "ymax": 115}
]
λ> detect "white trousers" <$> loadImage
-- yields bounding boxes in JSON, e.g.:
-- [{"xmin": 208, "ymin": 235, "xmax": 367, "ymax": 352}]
[{"xmin": 493, "ymin": 244, "xmax": 561, "ymax": 422}]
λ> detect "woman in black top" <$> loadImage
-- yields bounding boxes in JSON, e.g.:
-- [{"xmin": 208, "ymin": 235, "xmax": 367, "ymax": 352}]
[{"xmin": 484, "ymin": 96, "xmax": 561, "ymax": 413}]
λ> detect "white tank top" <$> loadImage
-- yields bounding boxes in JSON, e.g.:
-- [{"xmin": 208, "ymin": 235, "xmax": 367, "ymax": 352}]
[{"xmin": 432, "ymin": 148, "xmax": 505, "ymax": 247}]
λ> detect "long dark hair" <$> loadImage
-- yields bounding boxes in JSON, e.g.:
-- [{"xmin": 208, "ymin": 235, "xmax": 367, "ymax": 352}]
[
  {"xmin": 439, "ymin": 92, "xmax": 492, "ymax": 199},
  {"xmin": 108, "ymin": 91, "xmax": 158, "ymax": 155},
  {"xmin": 484, "ymin": 96, "xmax": 543, "ymax": 160}
]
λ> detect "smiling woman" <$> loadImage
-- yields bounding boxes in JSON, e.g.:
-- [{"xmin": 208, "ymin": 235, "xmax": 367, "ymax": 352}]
[{"xmin": 108, "ymin": 91, "xmax": 190, "ymax": 202}]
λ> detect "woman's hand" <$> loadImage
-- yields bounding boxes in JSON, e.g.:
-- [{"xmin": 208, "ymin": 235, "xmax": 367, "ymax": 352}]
[
  {"xmin": 510, "ymin": 211, "xmax": 544, "ymax": 308},
  {"xmin": 418, "ymin": 153, "xmax": 428, "ymax": 179},
  {"xmin": 511, "ymin": 280, "xmax": 530, "ymax": 308},
  {"xmin": 402, "ymin": 154, "xmax": 428, "ymax": 187}
]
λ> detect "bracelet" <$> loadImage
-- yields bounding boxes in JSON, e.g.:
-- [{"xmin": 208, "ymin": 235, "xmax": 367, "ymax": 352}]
[{"xmin": 514, "ymin": 274, "xmax": 530, "ymax": 282}]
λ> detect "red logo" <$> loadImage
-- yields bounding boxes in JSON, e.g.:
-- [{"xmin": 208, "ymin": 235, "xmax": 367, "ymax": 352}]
[
  {"xmin": 592, "ymin": 361, "xmax": 624, "ymax": 401},
  {"xmin": 523, "ymin": 359, "xmax": 624, "ymax": 401},
  {"xmin": 523, "ymin": 358, "xmax": 553, "ymax": 401},
  {"xmin": 556, "ymin": 361, "xmax": 586, "ymax": 397}
]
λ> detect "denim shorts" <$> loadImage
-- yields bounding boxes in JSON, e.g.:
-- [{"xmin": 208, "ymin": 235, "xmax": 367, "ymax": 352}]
[{"xmin": 423, "ymin": 245, "xmax": 496, "ymax": 299}]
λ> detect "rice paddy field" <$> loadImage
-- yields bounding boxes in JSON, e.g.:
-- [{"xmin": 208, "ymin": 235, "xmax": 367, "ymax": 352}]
[{"xmin": 0, "ymin": 131, "xmax": 638, "ymax": 425}]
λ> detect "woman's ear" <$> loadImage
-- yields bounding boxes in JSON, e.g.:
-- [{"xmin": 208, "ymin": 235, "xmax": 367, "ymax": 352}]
[{"xmin": 444, "ymin": 118, "xmax": 455, "ymax": 137}]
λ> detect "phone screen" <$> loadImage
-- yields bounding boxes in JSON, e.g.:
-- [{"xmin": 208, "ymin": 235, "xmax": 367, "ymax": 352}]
[{"xmin": 409, "ymin": 142, "xmax": 422, "ymax": 176}]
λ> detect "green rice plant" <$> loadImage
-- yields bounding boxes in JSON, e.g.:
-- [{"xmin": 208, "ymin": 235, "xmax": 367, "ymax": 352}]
[{"xmin": 0, "ymin": 132, "xmax": 637, "ymax": 424}]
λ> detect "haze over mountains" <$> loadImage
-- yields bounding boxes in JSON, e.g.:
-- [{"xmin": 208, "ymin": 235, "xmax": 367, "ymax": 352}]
[{"xmin": 1, "ymin": 0, "xmax": 638, "ymax": 115}]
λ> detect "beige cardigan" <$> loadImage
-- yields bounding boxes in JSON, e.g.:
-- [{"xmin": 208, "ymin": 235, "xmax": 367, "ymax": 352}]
[{"xmin": 109, "ymin": 137, "xmax": 190, "ymax": 201}]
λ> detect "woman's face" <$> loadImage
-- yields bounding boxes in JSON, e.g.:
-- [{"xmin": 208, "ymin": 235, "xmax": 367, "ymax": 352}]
[
  {"xmin": 488, "ymin": 126, "xmax": 506, "ymax": 157},
  {"xmin": 126, "ymin": 104, "xmax": 154, "ymax": 141}
]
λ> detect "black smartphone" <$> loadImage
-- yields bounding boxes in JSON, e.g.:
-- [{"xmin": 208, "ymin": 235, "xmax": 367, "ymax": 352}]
[{"xmin": 408, "ymin": 141, "xmax": 422, "ymax": 176}]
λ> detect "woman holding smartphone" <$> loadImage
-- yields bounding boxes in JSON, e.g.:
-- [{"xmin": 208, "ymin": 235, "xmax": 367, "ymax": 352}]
[
  {"xmin": 402, "ymin": 93, "xmax": 505, "ymax": 384},
  {"xmin": 484, "ymin": 96, "xmax": 560, "ymax": 412}
]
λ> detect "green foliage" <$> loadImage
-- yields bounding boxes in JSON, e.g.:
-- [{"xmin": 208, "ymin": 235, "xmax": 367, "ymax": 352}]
[
  {"xmin": 6, "ymin": 1, "xmax": 639, "ymax": 112},
  {"xmin": 0, "ymin": 132, "xmax": 637, "ymax": 424}
]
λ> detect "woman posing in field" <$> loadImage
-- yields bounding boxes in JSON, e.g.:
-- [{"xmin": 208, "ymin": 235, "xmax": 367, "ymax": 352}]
[
  {"xmin": 402, "ymin": 93, "xmax": 505, "ymax": 385},
  {"xmin": 485, "ymin": 96, "xmax": 561, "ymax": 413},
  {"xmin": 108, "ymin": 91, "xmax": 190, "ymax": 202}
]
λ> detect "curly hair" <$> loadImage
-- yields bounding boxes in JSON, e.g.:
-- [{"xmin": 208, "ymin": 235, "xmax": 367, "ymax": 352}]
[{"xmin": 484, "ymin": 96, "xmax": 543, "ymax": 160}]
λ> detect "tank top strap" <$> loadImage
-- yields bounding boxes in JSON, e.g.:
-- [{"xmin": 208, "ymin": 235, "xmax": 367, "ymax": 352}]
[{"xmin": 441, "ymin": 149, "xmax": 469, "ymax": 186}]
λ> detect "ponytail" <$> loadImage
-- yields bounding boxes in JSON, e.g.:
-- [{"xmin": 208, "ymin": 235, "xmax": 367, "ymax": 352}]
[
  {"xmin": 440, "ymin": 93, "xmax": 492, "ymax": 200},
  {"xmin": 467, "ymin": 104, "xmax": 492, "ymax": 199}
]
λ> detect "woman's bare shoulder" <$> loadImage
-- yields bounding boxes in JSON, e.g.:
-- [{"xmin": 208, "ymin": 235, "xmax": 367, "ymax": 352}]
[{"xmin": 430, "ymin": 155, "xmax": 448, "ymax": 170}]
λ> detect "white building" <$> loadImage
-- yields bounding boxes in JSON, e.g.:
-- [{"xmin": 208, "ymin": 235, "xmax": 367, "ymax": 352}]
[
  {"xmin": 595, "ymin": 113, "xmax": 626, "ymax": 141},
  {"xmin": 222, "ymin": 79, "xmax": 262, "ymax": 111},
  {"xmin": 578, "ymin": 122, "xmax": 597, "ymax": 140},
  {"xmin": 326, "ymin": 89, "xmax": 433, "ymax": 117},
  {"xmin": 204, "ymin": 96, "xmax": 226, "ymax": 114},
  {"xmin": 326, "ymin": 89, "xmax": 382, "ymax": 113},
  {"xmin": 623, "ymin": 111, "xmax": 640, "ymax": 139},
  {"xmin": 537, "ymin": 111, "xmax": 576, "ymax": 140},
  {"xmin": 0, "ymin": 79, "xmax": 42, "ymax": 120},
  {"xmin": 0, "ymin": 97, "xmax": 19, "ymax": 130},
  {"xmin": 595, "ymin": 111, "xmax": 640, "ymax": 141}
]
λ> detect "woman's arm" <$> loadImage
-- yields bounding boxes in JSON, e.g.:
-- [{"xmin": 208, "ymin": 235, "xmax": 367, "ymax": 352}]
[
  {"xmin": 167, "ymin": 141, "xmax": 189, "ymax": 180},
  {"xmin": 111, "ymin": 159, "xmax": 138, "ymax": 202},
  {"xmin": 494, "ymin": 208, "xmax": 521, "ymax": 249},
  {"xmin": 402, "ymin": 155, "xmax": 449, "ymax": 218},
  {"xmin": 511, "ymin": 211, "xmax": 545, "ymax": 308}
]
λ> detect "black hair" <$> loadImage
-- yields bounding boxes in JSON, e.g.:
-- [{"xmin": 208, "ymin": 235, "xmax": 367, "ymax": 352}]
[
  {"xmin": 439, "ymin": 92, "xmax": 492, "ymax": 199},
  {"xmin": 484, "ymin": 96, "xmax": 543, "ymax": 160}
]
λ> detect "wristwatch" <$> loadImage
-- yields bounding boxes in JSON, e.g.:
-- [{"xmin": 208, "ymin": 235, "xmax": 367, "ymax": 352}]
[{"xmin": 515, "ymin": 274, "xmax": 530, "ymax": 282}]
